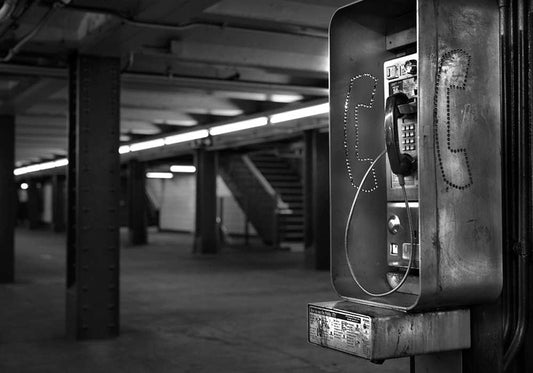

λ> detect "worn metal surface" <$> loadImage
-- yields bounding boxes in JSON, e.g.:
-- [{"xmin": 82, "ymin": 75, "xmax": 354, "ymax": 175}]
[
  {"xmin": 416, "ymin": 0, "xmax": 502, "ymax": 310},
  {"xmin": 329, "ymin": 0, "xmax": 502, "ymax": 311},
  {"xmin": 66, "ymin": 54, "xmax": 121, "ymax": 339},
  {"xmin": 308, "ymin": 301, "xmax": 470, "ymax": 360}
]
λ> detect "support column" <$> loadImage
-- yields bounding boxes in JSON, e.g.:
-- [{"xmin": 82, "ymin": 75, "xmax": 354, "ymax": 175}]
[
  {"xmin": 304, "ymin": 130, "xmax": 330, "ymax": 270},
  {"xmin": 52, "ymin": 174, "xmax": 66, "ymax": 233},
  {"xmin": 194, "ymin": 149, "xmax": 219, "ymax": 254},
  {"xmin": 66, "ymin": 54, "xmax": 120, "ymax": 340},
  {"xmin": 27, "ymin": 180, "xmax": 41, "ymax": 230},
  {"xmin": 127, "ymin": 159, "xmax": 147, "ymax": 245},
  {"xmin": 0, "ymin": 115, "xmax": 15, "ymax": 283}
]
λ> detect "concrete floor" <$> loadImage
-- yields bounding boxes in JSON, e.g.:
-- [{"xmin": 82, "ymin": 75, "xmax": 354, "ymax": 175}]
[{"xmin": 0, "ymin": 228, "xmax": 410, "ymax": 373}]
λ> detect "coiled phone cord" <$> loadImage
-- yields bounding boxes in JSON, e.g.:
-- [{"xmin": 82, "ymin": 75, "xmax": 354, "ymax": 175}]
[{"xmin": 344, "ymin": 149, "xmax": 416, "ymax": 297}]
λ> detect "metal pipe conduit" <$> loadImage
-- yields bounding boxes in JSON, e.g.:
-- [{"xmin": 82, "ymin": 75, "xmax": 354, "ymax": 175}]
[{"xmin": 503, "ymin": 0, "xmax": 531, "ymax": 370}]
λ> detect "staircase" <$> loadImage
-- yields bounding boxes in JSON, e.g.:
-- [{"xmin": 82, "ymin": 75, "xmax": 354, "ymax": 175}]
[
  {"xmin": 219, "ymin": 151, "xmax": 304, "ymax": 249},
  {"xmin": 248, "ymin": 152, "xmax": 304, "ymax": 249}
]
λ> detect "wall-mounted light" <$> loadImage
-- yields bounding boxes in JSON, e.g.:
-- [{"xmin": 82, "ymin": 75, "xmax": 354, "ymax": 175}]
[
  {"xmin": 146, "ymin": 172, "xmax": 173, "ymax": 179},
  {"xmin": 170, "ymin": 165, "xmax": 196, "ymax": 173},
  {"xmin": 20, "ymin": 182, "xmax": 28, "ymax": 190}
]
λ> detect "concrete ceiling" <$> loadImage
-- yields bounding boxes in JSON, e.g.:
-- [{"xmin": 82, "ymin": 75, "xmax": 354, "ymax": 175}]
[{"xmin": 0, "ymin": 0, "xmax": 350, "ymax": 166}]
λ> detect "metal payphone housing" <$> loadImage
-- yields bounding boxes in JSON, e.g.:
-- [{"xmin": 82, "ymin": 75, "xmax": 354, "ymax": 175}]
[{"xmin": 329, "ymin": 0, "xmax": 502, "ymax": 312}]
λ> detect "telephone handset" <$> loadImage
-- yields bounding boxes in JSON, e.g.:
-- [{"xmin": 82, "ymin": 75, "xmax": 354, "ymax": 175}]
[{"xmin": 384, "ymin": 93, "xmax": 415, "ymax": 178}]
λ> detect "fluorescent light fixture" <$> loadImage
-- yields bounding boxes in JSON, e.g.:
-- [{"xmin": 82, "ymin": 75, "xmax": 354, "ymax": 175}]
[
  {"xmin": 170, "ymin": 165, "xmax": 196, "ymax": 173},
  {"xmin": 146, "ymin": 172, "xmax": 173, "ymax": 179},
  {"xmin": 154, "ymin": 119, "xmax": 197, "ymax": 126},
  {"xmin": 164, "ymin": 129, "xmax": 209, "ymax": 145},
  {"xmin": 20, "ymin": 183, "xmax": 28, "ymax": 190},
  {"xmin": 129, "ymin": 139, "xmax": 165, "ymax": 152},
  {"xmin": 270, "ymin": 94, "xmax": 303, "ymax": 103},
  {"xmin": 14, "ymin": 158, "xmax": 69, "ymax": 176},
  {"xmin": 119, "ymin": 145, "xmax": 131, "ymax": 154},
  {"xmin": 269, "ymin": 103, "xmax": 329, "ymax": 124},
  {"xmin": 209, "ymin": 117, "xmax": 268, "ymax": 136},
  {"xmin": 53, "ymin": 159, "xmax": 69, "ymax": 167}
]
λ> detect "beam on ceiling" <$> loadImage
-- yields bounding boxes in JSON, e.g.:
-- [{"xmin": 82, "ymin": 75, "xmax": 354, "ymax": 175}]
[
  {"xmin": 170, "ymin": 41, "xmax": 327, "ymax": 76},
  {"xmin": 204, "ymin": 0, "xmax": 336, "ymax": 29},
  {"xmin": 0, "ymin": 63, "xmax": 327, "ymax": 96}
]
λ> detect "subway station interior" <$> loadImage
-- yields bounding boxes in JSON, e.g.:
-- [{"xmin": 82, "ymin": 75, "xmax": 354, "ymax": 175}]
[{"xmin": 0, "ymin": 0, "xmax": 532, "ymax": 372}]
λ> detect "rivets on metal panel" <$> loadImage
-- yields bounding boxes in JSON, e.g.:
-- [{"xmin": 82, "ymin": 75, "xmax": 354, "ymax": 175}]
[
  {"xmin": 433, "ymin": 49, "xmax": 473, "ymax": 191},
  {"xmin": 343, "ymin": 73, "xmax": 379, "ymax": 193}
]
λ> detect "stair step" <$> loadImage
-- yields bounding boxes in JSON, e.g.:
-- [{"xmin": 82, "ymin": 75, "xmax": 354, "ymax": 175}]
[
  {"xmin": 259, "ymin": 167, "xmax": 293, "ymax": 173},
  {"xmin": 280, "ymin": 194, "xmax": 303, "ymax": 200},
  {"xmin": 280, "ymin": 225, "xmax": 304, "ymax": 232},
  {"xmin": 279, "ymin": 215, "xmax": 304, "ymax": 221},
  {"xmin": 281, "ymin": 232, "xmax": 304, "ymax": 239},
  {"xmin": 277, "ymin": 188, "xmax": 302, "ymax": 194},
  {"xmin": 270, "ymin": 182, "xmax": 303, "ymax": 188}
]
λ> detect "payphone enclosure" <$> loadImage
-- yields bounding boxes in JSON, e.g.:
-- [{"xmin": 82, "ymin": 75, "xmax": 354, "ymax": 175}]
[{"xmin": 329, "ymin": 0, "xmax": 502, "ymax": 312}]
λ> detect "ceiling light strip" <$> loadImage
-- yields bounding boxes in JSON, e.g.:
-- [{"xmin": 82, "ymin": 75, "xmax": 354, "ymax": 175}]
[
  {"xmin": 14, "ymin": 102, "xmax": 329, "ymax": 176},
  {"xmin": 170, "ymin": 165, "xmax": 196, "ymax": 173},
  {"xmin": 146, "ymin": 172, "xmax": 173, "ymax": 179}
]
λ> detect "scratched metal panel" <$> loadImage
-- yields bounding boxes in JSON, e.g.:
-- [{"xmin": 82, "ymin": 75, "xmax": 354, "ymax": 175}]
[{"xmin": 416, "ymin": 0, "xmax": 502, "ymax": 309}]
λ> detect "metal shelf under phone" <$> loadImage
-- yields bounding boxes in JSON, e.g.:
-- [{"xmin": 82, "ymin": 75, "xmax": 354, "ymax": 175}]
[{"xmin": 308, "ymin": 301, "xmax": 470, "ymax": 361}]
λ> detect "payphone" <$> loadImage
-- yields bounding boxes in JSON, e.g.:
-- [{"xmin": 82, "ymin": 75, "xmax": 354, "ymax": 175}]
[{"xmin": 309, "ymin": 0, "xmax": 502, "ymax": 361}]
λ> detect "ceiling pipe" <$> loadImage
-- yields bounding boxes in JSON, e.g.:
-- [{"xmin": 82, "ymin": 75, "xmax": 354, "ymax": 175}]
[
  {"xmin": 0, "ymin": 0, "xmax": 18, "ymax": 23},
  {"xmin": 0, "ymin": 0, "xmax": 70, "ymax": 62}
]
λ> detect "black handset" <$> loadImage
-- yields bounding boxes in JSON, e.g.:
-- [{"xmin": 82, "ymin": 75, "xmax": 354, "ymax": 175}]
[{"xmin": 384, "ymin": 93, "xmax": 415, "ymax": 177}]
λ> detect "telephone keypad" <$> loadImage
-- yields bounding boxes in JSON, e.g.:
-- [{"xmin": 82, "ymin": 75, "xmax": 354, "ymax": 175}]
[{"xmin": 400, "ymin": 121, "xmax": 417, "ymax": 152}]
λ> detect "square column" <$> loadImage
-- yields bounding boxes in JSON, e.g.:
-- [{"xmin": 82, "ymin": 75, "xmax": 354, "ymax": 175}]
[
  {"xmin": 0, "ymin": 115, "xmax": 15, "ymax": 283},
  {"xmin": 304, "ymin": 130, "xmax": 330, "ymax": 270},
  {"xmin": 194, "ymin": 149, "xmax": 219, "ymax": 254},
  {"xmin": 66, "ymin": 54, "xmax": 121, "ymax": 339},
  {"xmin": 52, "ymin": 174, "xmax": 66, "ymax": 233},
  {"xmin": 127, "ymin": 159, "xmax": 147, "ymax": 245}
]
